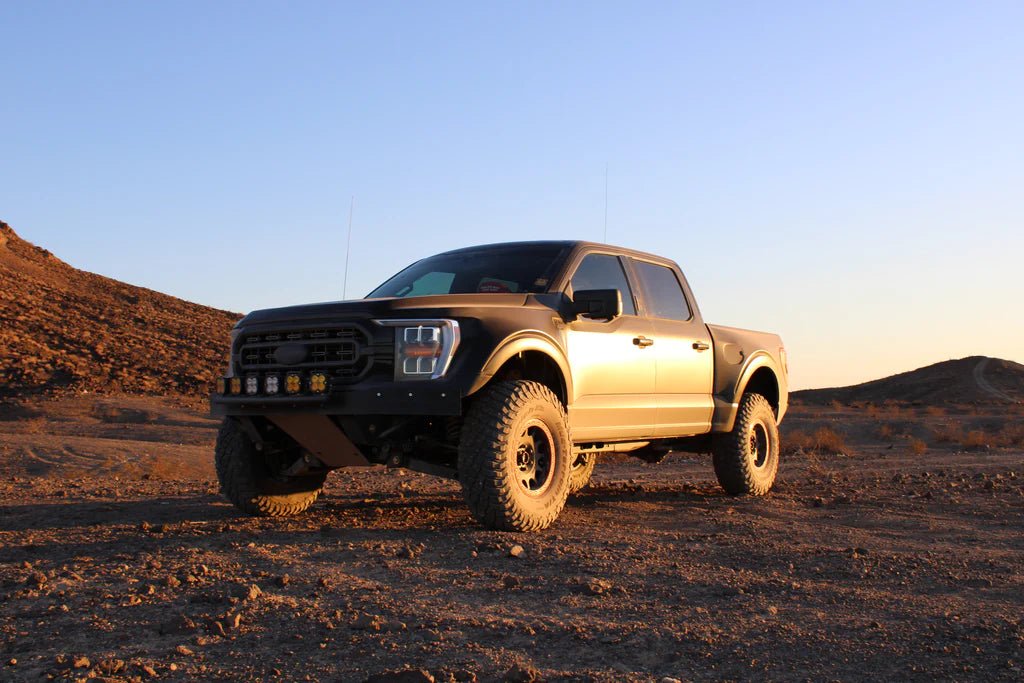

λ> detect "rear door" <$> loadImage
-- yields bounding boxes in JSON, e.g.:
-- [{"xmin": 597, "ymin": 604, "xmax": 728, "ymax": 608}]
[
  {"xmin": 629, "ymin": 258, "xmax": 714, "ymax": 436},
  {"xmin": 563, "ymin": 252, "xmax": 656, "ymax": 441}
]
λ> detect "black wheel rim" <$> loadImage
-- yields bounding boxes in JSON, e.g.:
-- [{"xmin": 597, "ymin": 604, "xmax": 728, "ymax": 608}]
[
  {"xmin": 515, "ymin": 419, "xmax": 556, "ymax": 496},
  {"xmin": 750, "ymin": 422, "xmax": 769, "ymax": 469}
]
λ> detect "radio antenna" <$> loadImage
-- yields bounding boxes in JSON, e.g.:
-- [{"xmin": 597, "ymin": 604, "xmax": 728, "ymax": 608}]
[
  {"xmin": 343, "ymin": 195, "xmax": 354, "ymax": 298},
  {"xmin": 603, "ymin": 163, "xmax": 608, "ymax": 243}
]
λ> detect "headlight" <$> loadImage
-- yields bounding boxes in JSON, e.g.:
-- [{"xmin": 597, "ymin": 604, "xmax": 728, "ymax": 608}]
[{"xmin": 374, "ymin": 319, "xmax": 460, "ymax": 381}]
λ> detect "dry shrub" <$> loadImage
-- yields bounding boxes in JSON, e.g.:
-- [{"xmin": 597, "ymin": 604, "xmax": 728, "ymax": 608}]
[
  {"xmin": 1004, "ymin": 422, "xmax": 1024, "ymax": 448},
  {"xmin": 907, "ymin": 437, "xmax": 927, "ymax": 455},
  {"xmin": 930, "ymin": 423, "xmax": 963, "ymax": 444},
  {"xmin": 782, "ymin": 427, "xmax": 846, "ymax": 455},
  {"xmin": 962, "ymin": 430, "xmax": 989, "ymax": 448}
]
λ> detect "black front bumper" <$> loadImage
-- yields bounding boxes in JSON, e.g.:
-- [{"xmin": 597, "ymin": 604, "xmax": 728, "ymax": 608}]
[{"xmin": 210, "ymin": 383, "xmax": 463, "ymax": 418}]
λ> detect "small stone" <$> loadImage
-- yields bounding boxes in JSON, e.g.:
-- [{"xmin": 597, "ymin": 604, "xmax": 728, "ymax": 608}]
[
  {"xmin": 142, "ymin": 664, "xmax": 159, "ymax": 678},
  {"xmin": 164, "ymin": 575, "xmax": 181, "ymax": 589},
  {"xmin": 501, "ymin": 662, "xmax": 540, "ymax": 683},
  {"xmin": 508, "ymin": 545, "xmax": 526, "ymax": 558},
  {"xmin": 365, "ymin": 670, "xmax": 435, "ymax": 683},
  {"xmin": 73, "ymin": 656, "xmax": 91, "ymax": 669},
  {"xmin": 276, "ymin": 574, "xmax": 290, "ymax": 587},
  {"xmin": 353, "ymin": 613, "xmax": 382, "ymax": 631},
  {"xmin": 381, "ymin": 619, "xmax": 407, "ymax": 632},
  {"xmin": 174, "ymin": 645, "xmax": 194, "ymax": 656},
  {"xmin": 246, "ymin": 585, "xmax": 263, "ymax": 601}
]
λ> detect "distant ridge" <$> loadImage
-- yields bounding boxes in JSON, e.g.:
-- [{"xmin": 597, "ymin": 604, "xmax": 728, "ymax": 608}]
[
  {"xmin": 794, "ymin": 356, "xmax": 1024, "ymax": 405},
  {"xmin": 0, "ymin": 220, "xmax": 241, "ymax": 397}
]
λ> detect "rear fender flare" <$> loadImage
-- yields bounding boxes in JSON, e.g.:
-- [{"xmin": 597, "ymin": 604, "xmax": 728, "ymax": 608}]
[{"xmin": 713, "ymin": 351, "xmax": 782, "ymax": 432}]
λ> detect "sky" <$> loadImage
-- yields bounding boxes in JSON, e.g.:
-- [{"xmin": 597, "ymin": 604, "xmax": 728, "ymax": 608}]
[{"xmin": 1, "ymin": 1, "xmax": 1022, "ymax": 391}]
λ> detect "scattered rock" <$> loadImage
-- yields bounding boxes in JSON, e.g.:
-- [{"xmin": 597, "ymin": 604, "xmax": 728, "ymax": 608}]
[
  {"xmin": 72, "ymin": 656, "xmax": 91, "ymax": 669},
  {"xmin": 500, "ymin": 662, "xmax": 541, "ymax": 682},
  {"xmin": 158, "ymin": 614, "xmax": 197, "ymax": 636},
  {"xmin": 508, "ymin": 545, "xmax": 526, "ymax": 558},
  {"xmin": 365, "ymin": 669, "xmax": 435, "ymax": 683}
]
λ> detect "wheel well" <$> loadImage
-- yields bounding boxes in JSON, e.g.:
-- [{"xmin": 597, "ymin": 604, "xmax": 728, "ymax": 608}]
[
  {"xmin": 742, "ymin": 367, "xmax": 780, "ymax": 417},
  {"xmin": 488, "ymin": 351, "xmax": 567, "ymax": 406}
]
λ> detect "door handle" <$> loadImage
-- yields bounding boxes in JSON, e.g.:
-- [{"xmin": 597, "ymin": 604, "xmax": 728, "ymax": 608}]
[
  {"xmin": 633, "ymin": 336, "xmax": 655, "ymax": 348},
  {"xmin": 692, "ymin": 341, "xmax": 710, "ymax": 351}
]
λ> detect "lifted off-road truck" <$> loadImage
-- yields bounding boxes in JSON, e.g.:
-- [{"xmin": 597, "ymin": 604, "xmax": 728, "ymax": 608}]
[{"xmin": 211, "ymin": 241, "xmax": 788, "ymax": 531}]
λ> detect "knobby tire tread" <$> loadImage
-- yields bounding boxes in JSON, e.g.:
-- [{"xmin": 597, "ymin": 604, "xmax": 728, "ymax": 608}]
[
  {"xmin": 215, "ymin": 419, "xmax": 324, "ymax": 517},
  {"xmin": 458, "ymin": 380, "xmax": 570, "ymax": 532},
  {"xmin": 712, "ymin": 393, "xmax": 780, "ymax": 496}
]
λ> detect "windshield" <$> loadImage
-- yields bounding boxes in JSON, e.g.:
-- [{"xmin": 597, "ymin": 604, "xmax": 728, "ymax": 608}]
[{"xmin": 367, "ymin": 243, "xmax": 570, "ymax": 298}]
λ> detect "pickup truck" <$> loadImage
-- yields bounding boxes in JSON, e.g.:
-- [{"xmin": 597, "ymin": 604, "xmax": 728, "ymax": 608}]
[{"xmin": 210, "ymin": 241, "xmax": 788, "ymax": 531}]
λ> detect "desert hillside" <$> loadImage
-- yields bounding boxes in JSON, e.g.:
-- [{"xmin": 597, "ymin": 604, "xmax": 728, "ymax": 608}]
[
  {"xmin": 793, "ymin": 356, "xmax": 1024, "ymax": 405},
  {"xmin": 0, "ymin": 220, "xmax": 241, "ymax": 397}
]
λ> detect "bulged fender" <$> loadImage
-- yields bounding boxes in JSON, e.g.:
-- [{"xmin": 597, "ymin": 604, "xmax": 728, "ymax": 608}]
[
  {"xmin": 466, "ymin": 331, "xmax": 573, "ymax": 400},
  {"xmin": 712, "ymin": 350, "xmax": 788, "ymax": 432}
]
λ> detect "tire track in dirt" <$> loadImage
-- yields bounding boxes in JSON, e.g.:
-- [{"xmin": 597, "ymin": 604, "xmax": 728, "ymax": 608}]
[{"xmin": 973, "ymin": 358, "xmax": 1019, "ymax": 403}]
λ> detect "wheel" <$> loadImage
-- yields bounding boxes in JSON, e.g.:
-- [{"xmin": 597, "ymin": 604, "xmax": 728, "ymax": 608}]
[
  {"xmin": 215, "ymin": 418, "xmax": 327, "ymax": 516},
  {"xmin": 568, "ymin": 452, "xmax": 596, "ymax": 494},
  {"xmin": 712, "ymin": 393, "xmax": 780, "ymax": 496},
  {"xmin": 457, "ymin": 380, "xmax": 572, "ymax": 531}
]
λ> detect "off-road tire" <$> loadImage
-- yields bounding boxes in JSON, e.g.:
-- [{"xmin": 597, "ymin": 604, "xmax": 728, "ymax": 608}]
[
  {"xmin": 458, "ymin": 380, "xmax": 572, "ymax": 531},
  {"xmin": 712, "ymin": 393, "xmax": 780, "ymax": 496},
  {"xmin": 215, "ymin": 418, "xmax": 326, "ymax": 517},
  {"xmin": 568, "ymin": 452, "xmax": 596, "ymax": 494}
]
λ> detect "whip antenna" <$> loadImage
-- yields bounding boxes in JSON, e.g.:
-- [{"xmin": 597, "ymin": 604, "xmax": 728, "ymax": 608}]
[
  {"xmin": 603, "ymin": 163, "xmax": 608, "ymax": 242},
  {"xmin": 343, "ymin": 196, "xmax": 354, "ymax": 298}
]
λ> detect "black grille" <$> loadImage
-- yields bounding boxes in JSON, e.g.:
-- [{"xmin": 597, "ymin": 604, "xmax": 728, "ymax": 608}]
[{"xmin": 236, "ymin": 324, "xmax": 375, "ymax": 382}]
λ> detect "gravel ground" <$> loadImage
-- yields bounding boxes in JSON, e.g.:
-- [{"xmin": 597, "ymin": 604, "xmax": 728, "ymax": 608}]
[{"xmin": 2, "ymin": 417, "xmax": 1022, "ymax": 682}]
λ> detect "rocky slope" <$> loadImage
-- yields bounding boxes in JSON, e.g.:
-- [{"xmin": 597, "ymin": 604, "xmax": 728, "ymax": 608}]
[
  {"xmin": 794, "ymin": 356, "xmax": 1024, "ymax": 405},
  {"xmin": 0, "ymin": 221, "xmax": 240, "ymax": 397}
]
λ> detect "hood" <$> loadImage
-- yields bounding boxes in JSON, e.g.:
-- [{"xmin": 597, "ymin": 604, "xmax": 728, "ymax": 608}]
[{"xmin": 237, "ymin": 293, "xmax": 532, "ymax": 328}]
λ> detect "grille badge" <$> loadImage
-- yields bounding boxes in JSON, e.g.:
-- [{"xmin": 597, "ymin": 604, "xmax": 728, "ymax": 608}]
[{"xmin": 274, "ymin": 343, "xmax": 308, "ymax": 366}]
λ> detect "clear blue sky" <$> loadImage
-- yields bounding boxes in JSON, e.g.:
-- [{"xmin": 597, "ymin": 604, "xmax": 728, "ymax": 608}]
[{"xmin": 2, "ymin": 1, "xmax": 1022, "ymax": 390}]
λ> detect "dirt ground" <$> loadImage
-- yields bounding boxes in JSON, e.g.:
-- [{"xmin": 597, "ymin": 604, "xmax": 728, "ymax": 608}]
[{"xmin": 1, "ymin": 396, "xmax": 1022, "ymax": 682}]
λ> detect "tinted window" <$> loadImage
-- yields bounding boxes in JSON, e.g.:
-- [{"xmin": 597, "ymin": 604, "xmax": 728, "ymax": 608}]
[
  {"xmin": 633, "ymin": 260, "xmax": 692, "ymax": 321},
  {"xmin": 368, "ymin": 244, "xmax": 569, "ymax": 298},
  {"xmin": 569, "ymin": 253, "xmax": 636, "ymax": 316}
]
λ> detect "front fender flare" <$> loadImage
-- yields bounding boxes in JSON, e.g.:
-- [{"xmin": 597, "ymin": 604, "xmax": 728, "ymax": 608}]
[{"xmin": 466, "ymin": 332, "xmax": 573, "ymax": 400}]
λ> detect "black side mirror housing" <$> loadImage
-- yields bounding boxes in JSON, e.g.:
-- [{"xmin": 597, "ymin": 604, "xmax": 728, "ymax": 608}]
[{"xmin": 570, "ymin": 289, "xmax": 622, "ymax": 320}]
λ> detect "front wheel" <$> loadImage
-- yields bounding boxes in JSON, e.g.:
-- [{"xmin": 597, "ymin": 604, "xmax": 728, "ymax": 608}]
[
  {"xmin": 712, "ymin": 393, "xmax": 780, "ymax": 496},
  {"xmin": 458, "ymin": 380, "xmax": 572, "ymax": 531},
  {"xmin": 215, "ymin": 418, "xmax": 327, "ymax": 517}
]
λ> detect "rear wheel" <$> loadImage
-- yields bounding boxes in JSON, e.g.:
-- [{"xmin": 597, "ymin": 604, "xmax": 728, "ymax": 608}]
[
  {"xmin": 712, "ymin": 393, "xmax": 780, "ymax": 495},
  {"xmin": 568, "ymin": 452, "xmax": 596, "ymax": 493},
  {"xmin": 215, "ymin": 418, "xmax": 326, "ymax": 516},
  {"xmin": 458, "ymin": 380, "xmax": 572, "ymax": 531}
]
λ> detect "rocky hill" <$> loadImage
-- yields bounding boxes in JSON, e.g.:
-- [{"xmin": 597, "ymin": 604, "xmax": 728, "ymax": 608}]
[
  {"xmin": 0, "ymin": 220, "xmax": 241, "ymax": 397},
  {"xmin": 793, "ymin": 356, "xmax": 1024, "ymax": 405}
]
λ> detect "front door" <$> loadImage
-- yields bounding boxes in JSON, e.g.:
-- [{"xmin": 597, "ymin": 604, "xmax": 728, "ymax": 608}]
[{"xmin": 564, "ymin": 253, "xmax": 656, "ymax": 441}]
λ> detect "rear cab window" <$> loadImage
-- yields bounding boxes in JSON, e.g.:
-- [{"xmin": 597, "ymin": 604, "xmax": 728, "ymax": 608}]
[{"xmin": 631, "ymin": 259, "xmax": 692, "ymax": 321}]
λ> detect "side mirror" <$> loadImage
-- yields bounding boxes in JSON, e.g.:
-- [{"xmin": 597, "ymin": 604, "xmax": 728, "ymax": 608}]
[{"xmin": 571, "ymin": 289, "xmax": 622, "ymax": 320}]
